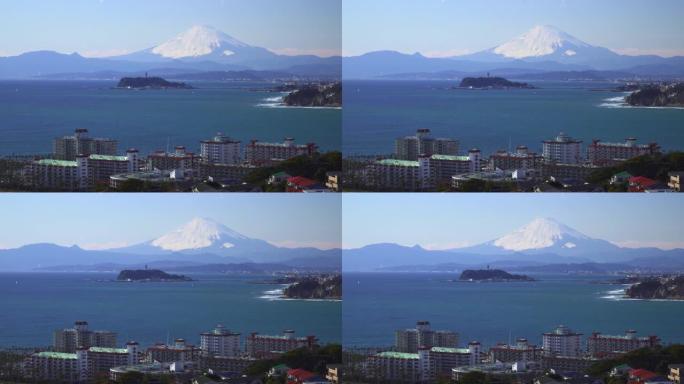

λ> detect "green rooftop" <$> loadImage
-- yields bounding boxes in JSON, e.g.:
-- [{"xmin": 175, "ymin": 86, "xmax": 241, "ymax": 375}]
[
  {"xmin": 431, "ymin": 154, "xmax": 470, "ymax": 161},
  {"xmin": 35, "ymin": 159, "xmax": 77, "ymax": 167},
  {"xmin": 36, "ymin": 352, "xmax": 77, "ymax": 359},
  {"xmin": 89, "ymin": 154, "xmax": 128, "ymax": 161},
  {"xmin": 376, "ymin": 159, "xmax": 419, "ymax": 167},
  {"xmin": 431, "ymin": 347, "xmax": 470, "ymax": 354},
  {"xmin": 376, "ymin": 352, "xmax": 419, "ymax": 359},
  {"xmin": 89, "ymin": 347, "xmax": 128, "ymax": 354}
]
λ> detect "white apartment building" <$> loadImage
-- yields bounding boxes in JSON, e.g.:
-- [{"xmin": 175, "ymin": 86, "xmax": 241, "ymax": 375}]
[
  {"xmin": 542, "ymin": 325, "xmax": 582, "ymax": 357},
  {"xmin": 367, "ymin": 342, "xmax": 481, "ymax": 382},
  {"xmin": 53, "ymin": 128, "xmax": 118, "ymax": 161},
  {"xmin": 30, "ymin": 149, "xmax": 140, "ymax": 190},
  {"xmin": 200, "ymin": 324, "xmax": 241, "ymax": 358},
  {"xmin": 200, "ymin": 133, "xmax": 241, "ymax": 165},
  {"xmin": 542, "ymin": 133, "xmax": 582, "ymax": 164},
  {"xmin": 24, "ymin": 341, "xmax": 140, "ymax": 383}
]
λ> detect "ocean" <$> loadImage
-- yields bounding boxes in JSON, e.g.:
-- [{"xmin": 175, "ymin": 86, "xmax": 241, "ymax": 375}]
[
  {"xmin": 342, "ymin": 80, "xmax": 684, "ymax": 156},
  {"xmin": 343, "ymin": 273, "xmax": 684, "ymax": 349},
  {"xmin": 0, "ymin": 80, "xmax": 341, "ymax": 156},
  {"xmin": 0, "ymin": 273, "xmax": 341, "ymax": 348}
]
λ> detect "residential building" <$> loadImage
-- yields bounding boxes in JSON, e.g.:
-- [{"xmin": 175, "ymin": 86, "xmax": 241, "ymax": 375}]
[
  {"xmin": 540, "ymin": 162, "xmax": 602, "ymax": 183},
  {"xmin": 419, "ymin": 150, "xmax": 481, "ymax": 188},
  {"xmin": 198, "ymin": 163, "xmax": 256, "ymax": 184},
  {"xmin": 25, "ymin": 341, "xmax": 140, "ymax": 383},
  {"xmin": 542, "ymin": 132, "xmax": 582, "ymax": 164},
  {"xmin": 200, "ymin": 324, "xmax": 240, "ymax": 358},
  {"xmin": 587, "ymin": 138, "xmax": 659, "ymax": 166},
  {"xmin": 146, "ymin": 339, "xmax": 202, "ymax": 363},
  {"xmin": 542, "ymin": 325, "xmax": 582, "ymax": 357},
  {"xmin": 669, "ymin": 364, "xmax": 684, "ymax": 384},
  {"xmin": 53, "ymin": 128, "xmax": 117, "ymax": 161},
  {"xmin": 394, "ymin": 129, "xmax": 459, "ymax": 160},
  {"xmin": 200, "ymin": 133, "xmax": 241, "ymax": 165},
  {"xmin": 489, "ymin": 146, "xmax": 543, "ymax": 171},
  {"xmin": 587, "ymin": 330, "xmax": 660, "ymax": 357},
  {"xmin": 490, "ymin": 338, "xmax": 543, "ymax": 362},
  {"xmin": 325, "ymin": 171, "xmax": 341, "ymax": 191},
  {"xmin": 198, "ymin": 355, "xmax": 257, "ymax": 373},
  {"xmin": 54, "ymin": 321, "xmax": 117, "ymax": 353},
  {"xmin": 452, "ymin": 361, "xmax": 538, "ymax": 383},
  {"xmin": 244, "ymin": 138, "xmax": 316, "ymax": 165},
  {"xmin": 147, "ymin": 146, "xmax": 200, "ymax": 175},
  {"xmin": 668, "ymin": 172, "xmax": 684, "ymax": 192},
  {"xmin": 110, "ymin": 361, "xmax": 193, "ymax": 383},
  {"xmin": 30, "ymin": 149, "xmax": 140, "ymax": 190},
  {"xmin": 326, "ymin": 364, "xmax": 342, "ymax": 384},
  {"xmin": 395, "ymin": 321, "xmax": 459, "ymax": 353},
  {"xmin": 369, "ymin": 159, "xmax": 420, "ymax": 191},
  {"xmin": 245, "ymin": 330, "xmax": 316, "ymax": 358},
  {"xmin": 541, "ymin": 355, "xmax": 601, "ymax": 374},
  {"xmin": 268, "ymin": 171, "xmax": 291, "ymax": 185},
  {"xmin": 366, "ymin": 343, "xmax": 480, "ymax": 383}
]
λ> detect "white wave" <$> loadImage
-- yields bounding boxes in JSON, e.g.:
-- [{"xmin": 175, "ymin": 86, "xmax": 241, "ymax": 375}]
[
  {"xmin": 257, "ymin": 285, "xmax": 341, "ymax": 302},
  {"xmin": 255, "ymin": 93, "xmax": 342, "ymax": 110}
]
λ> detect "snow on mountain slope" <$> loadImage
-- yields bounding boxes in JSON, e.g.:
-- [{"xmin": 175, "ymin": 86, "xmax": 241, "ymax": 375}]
[
  {"xmin": 492, "ymin": 217, "xmax": 588, "ymax": 251},
  {"xmin": 151, "ymin": 25, "xmax": 250, "ymax": 59},
  {"xmin": 150, "ymin": 217, "xmax": 248, "ymax": 251},
  {"xmin": 492, "ymin": 25, "xmax": 590, "ymax": 59}
]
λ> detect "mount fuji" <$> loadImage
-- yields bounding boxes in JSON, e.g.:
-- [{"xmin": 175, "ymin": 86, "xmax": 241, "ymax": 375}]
[
  {"xmin": 343, "ymin": 25, "xmax": 684, "ymax": 79},
  {"xmin": 343, "ymin": 217, "xmax": 684, "ymax": 271},
  {"xmin": 0, "ymin": 218, "xmax": 340, "ymax": 271},
  {"xmin": 0, "ymin": 25, "xmax": 340, "ymax": 79}
]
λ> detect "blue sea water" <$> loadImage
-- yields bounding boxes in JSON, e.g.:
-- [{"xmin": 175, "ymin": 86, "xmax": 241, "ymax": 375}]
[
  {"xmin": 343, "ymin": 80, "xmax": 684, "ymax": 156},
  {"xmin": 0, "ymin": 273, "xmax": 341, "ymax": 348},
  {"xmin": 343, "ymin": 273, "xmax": 684, "ymax": 349},
  {"xmin": 0, "ymin": 80, "xmax": 341, "ymax": 156}
]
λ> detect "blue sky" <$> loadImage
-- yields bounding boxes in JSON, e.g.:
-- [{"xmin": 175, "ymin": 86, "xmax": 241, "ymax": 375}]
[
  {"xmin": 0, "ymin": 194, "xmax": 341, "ymax": 250},
  {"xmin": 0, "ymin": 0, "xmax": 341, "ymax": 57},
  {"xmin": 343, "ymin": 0, "xmax": 684, "ymax": 57},
  {"xmin": 343, "ymin": 194, "xmax": 684, "ymax": 250}
]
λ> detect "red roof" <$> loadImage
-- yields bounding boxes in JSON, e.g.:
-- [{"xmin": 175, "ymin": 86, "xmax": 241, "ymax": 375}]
[
  {"xmin": 630, "ymin": 369, "xmax": 658, "ymax": 380},
  {"xmin": 629, "ymin": 176, "xmax": 656, "ymax": 186},
  {"xmin": 287, "ymin": 368, "xmax": 316, "ymax": 381},
  {"xmin": 287, "ymin": 176, "xmax": 317, "ymax": 188}
]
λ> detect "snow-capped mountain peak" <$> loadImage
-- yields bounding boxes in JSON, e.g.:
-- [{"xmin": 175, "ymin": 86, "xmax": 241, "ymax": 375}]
[
  {"xmin": 492, "ymin": 25, "xmax": 590, "ymax": 59},
  {"xmin": 492, "ymin": 217, "xmax": 588, "ymax": 251},
  {"xmin": 151, "ymin": 217, "xmax": 248, "ymax": 251},
  {"xmin": 151, "ymin": 25, "xmax": 249, "ymax": 59}
]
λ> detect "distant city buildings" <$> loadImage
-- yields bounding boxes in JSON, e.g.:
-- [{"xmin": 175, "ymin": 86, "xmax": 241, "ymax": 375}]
[
  {"xmin": 351, "ymin": 129, "xmax": 671, "ymax": 192},
  {"xmin": 22, "ymin": 321, "xmax": 322, "ymax": 383},
  {"xmin": 19, "ymin": 129, "xmax": 329, "ymax": 191},
  {"xmin": 349, "ymin": 322, "xmax": 665, "ymax": 383}
]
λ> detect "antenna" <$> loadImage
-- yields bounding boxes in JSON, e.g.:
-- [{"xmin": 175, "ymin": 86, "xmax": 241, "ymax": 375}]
[{"xmin": 166, "ymin": 137, "xmax": 170, "ymax": 154}]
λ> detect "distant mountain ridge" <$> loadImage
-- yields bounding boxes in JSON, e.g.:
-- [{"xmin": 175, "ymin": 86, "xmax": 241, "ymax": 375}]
[
  {"xmin": 343, "ymin": 25, "xmax": 684, "ymax": 79},
  {"xmin": 0, "ymin": 218, "xmax": 340, "ymax": 271},
  {"xmin": 0, "ymin": 25, "xmax": 340, "ymax": 79},
  {"xmin": 343, "ymin": 218, "xmax": 684, "ymax": 271}
]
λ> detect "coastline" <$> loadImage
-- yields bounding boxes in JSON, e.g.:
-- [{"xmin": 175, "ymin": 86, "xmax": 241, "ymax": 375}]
[
  {"xmin": 256, "ymin": 94, "xmax": 342, "ymax": 110},
  {"xmin": 601, "ymin": 285, "xmax": 684, "ymax": 302},
  {"xmin": 258, "ymin": 285, "xmax": 342, "ymax": 302}
]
